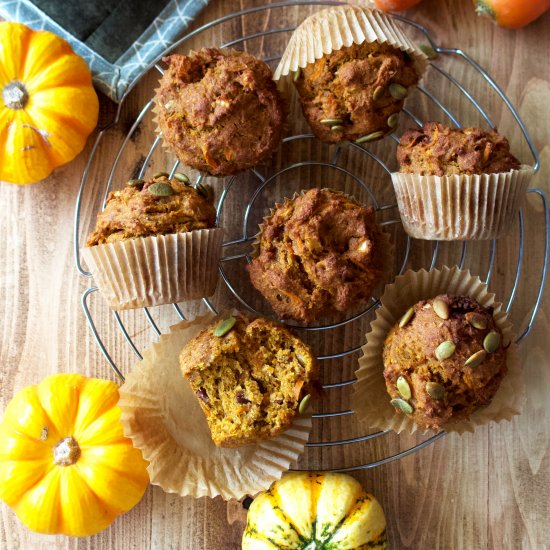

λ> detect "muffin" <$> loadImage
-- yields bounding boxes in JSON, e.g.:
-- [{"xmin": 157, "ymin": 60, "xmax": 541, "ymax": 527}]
[
  {"xmin": 273, "ymin": 5, "xmax": 427, "ymax": 143},
  {"xmin": 396, "ymin": 122, "xmax": 521, "ymax": 176},
  {"xmin": 352, "ymin": 266, "xmax": 522, "ymax": 435},
  {"xmin": 383, "ymin": 294, "xmax": 507, "ymax": 431},
  {"xmin": 179, "ymin": 313, "xmax": 319, "ymax": 447},
  {"xmin": 155, "ymin": 48, "xmax": 287, "ymax": 177},
  {"xmin": 294, "ymin": 41, "xmax": 419, "ymax": 143},
  {"xmin": 247, "ymin": 188, "xmax": 386, "ymax": 324},
  {"xmin": 83, "ymin": 174, "xmax": 224, "ymax": 309},
  {"xmin": 391, "ymin": 122, "xmax": 533, "ymax": 240}
]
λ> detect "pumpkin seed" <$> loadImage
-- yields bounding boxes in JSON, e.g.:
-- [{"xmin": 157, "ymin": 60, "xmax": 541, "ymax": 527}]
[
  {"xmin": 389, "ymin": 83, "xmax": 408, "ymax": 100},
  {"xmin": 465, "ymin": 312, "xmax": 487, "ymax": 330},
  {"xmin": 391, "ymin": 398, "xmax": 413, "ymax": 415},
  {"xmin": 173, "ymin": 172, "xmax": 190, "ymax": 184},
  {"xmin": 483, "ymin": 331, "xmax": 501, "ymax": 353},
  {"xmin": 435, "ymin": 340, "xmax": 456, "ymax": 361},
  {"xmin": 355, "ymin": 131, "xmax": 385, "ymax": 144},
  {"xmin": 213, "ymin": 316, "xmax": 236, "ymax": 337},
  {"xmin": 320, "ymin": 118, "xmax": 344, "ymax": 126},
  {"xmin": 419, "ymin": 44, "xmax": 437, "ymax": 59},
  {"xmin": 127, "ymin": 178, "xmax": 145, "ymax": 188},
  {"xmin": 426, "ymin": 381, "xmax": 445, "ymax": 400},
  {"xmin": 331, "ymin": 125, "xmax": 345, "ymax": 132},
  {"xmin": 296, "ymin": 353, "xmax": 307, "ymax": 367},
  {"xmin": 433, "ymin": 298, "xmax": 450, "ymax": 320},
  {"xmin": 396, "ymin": 376, "xmax": 411, "ymax": 400},
  {"xmin": 465, "ymin": 349, "xmax": 487, "ymax": 368},
  {"xmin": 149, "ymin": 182, "xmax": 174, "ymax": 197},
  {"xmin": 196, "ymin": 183, "xmax": 213, "ymax": 201},
  {"xmin": 153, "ymin": 171, "xmax": 169, "ymax": 179},
  {"xmin": 293, "ymin": 68, "xmax": 301, "ymax": 82},
  {"xmin": 299, "ymin": 394, "xmax": 311, "ymax": 414},
  {"xmin": 398, "ymin": 307, "xmax": 415, "ymax": 328},
  {"xmin": 372, "ymin": 85, "xmax": 385, "ymax": 101},
  {"xmin": 387, "ymin": 113, "xmax": 399, "ymax": 128}
]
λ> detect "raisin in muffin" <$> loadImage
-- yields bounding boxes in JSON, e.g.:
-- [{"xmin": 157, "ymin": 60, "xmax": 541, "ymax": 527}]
[
  {"xmin": 294, "ymin": 41, "xmax": 419, "ymax": 143},
  {"xmin": 247, "ymin": 188, "xmax": 386, "ymax": 324},
  {"xmin": 155, "ymin": 48, "xmax": 287, "ymax": 177},
  {"xmin": 396, "ymin": 122, "xmax": 521, "ymax": 176},
  {"xmin": 383, "ymin": 294, "xmax": 508, "ymax": 431},
  {"xmin": 86, "ymin": 175, "xmax": 216, "ymax": 245},
  {"xmin": 179, "ymin": 313, "xmax": 319, "ymax": 447}
]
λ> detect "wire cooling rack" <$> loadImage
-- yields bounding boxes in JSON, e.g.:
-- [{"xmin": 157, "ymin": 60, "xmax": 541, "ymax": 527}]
[{"xmin": 74, "ymin": 1, "xmax": 549, "ymax": 473}]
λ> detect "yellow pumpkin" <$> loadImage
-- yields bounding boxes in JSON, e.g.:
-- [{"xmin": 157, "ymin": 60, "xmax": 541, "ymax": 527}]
[
  {"xmin": 0, "ymin": 22, "xmax": 99, "ymax": 184},
  {"xmin": 242, "ymin": 472, "xmax": 388, "ymax": 549},
  {"xmin": 0, "ymin": 374, "xmax": 149, "ymax": 536}
]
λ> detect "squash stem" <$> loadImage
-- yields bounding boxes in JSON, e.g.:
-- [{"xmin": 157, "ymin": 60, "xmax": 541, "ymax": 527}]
[
  {"xmin": 2, "ymin": 81, "xmax": 29, "ymax": 110},
  {"xmin": 53, "ymin": 436, "xmax": 81, "ymax": 466}
]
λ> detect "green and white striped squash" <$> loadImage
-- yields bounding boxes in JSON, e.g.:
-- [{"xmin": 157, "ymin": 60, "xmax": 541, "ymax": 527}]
[{"xmin": 242, "ymin": 472, "xmax": 388, "ymax": 549}]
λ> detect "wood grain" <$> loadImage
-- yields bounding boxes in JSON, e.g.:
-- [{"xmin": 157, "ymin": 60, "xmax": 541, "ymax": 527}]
[{"xmin": 1, "ymin": 0, "xmax": 550, "ymax": 548}]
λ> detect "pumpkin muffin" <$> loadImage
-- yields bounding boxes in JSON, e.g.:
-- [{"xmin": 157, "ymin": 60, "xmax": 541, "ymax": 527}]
[
  {"xmin": 155, "ymin": 48, "xmax": 287, "ymax": 177},
  {"xmin": 179, "ymin": 313, "xmax": 319, "ymax": 447},
  {"xmin": 383, "ymin": 294, "xmax": 508, "ymax": 431},
  {"xmin": 247, "ymin": 188, "xmax": 385, "ymax": 324},
  {"xmin": 294, "ymin": 41, "xmax": 419, "ymax": 144},
  {"xmin": 396, "ymin": 122, "xmax": 521, "ymax": 176},
  {"xmin": 86, "ymin": 175, "xmax": 216, "ymax": 246}
]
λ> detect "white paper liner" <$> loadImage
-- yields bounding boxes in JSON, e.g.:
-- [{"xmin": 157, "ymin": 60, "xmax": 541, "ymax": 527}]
[
  {"xmin": 118, "ymin": 314, "xmax": 313, "ymax": 500},
  {"xmin": 250, "ymin": 189, "xmax": 394, "ymax": 323},
  {"xmin": 391, "ymin": 165, "xmax": 533, "ymax": 240},
  {"xmin": 352, "ymin": 266, "xmax": 523, "ymax": 434},
  {"xmin": 82, "ymin": 228, "xmax": 224, "ymax": 310},
  {"xmin": 274, "ymin": 4, "xmax": 428, "ymax": 80}
]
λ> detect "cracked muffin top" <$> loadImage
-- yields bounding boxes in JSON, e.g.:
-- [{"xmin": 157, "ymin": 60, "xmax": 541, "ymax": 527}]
[
  {"xmin": 383, "ymin": 294, "xmax": 508, "ymax": 431},
  {"xmin": 294, "ymin": 41, "xmax": 419, "ymax": 143},
  {"xmin": 247, "ymin": 188, "xmax": 385, "ymax": 324},
  {"xmin": 396, "ymin": 122, "xmax": 521, "ymax": 176},
  {"xmin": 86, "ymin": 175, "xmax": 216, "ymax": 246},
  {"xmin": 155, "ymin": 48, "xmax": 287, "ymax": 177}
]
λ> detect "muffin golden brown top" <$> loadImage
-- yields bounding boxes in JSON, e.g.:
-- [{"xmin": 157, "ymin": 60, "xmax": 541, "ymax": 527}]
[
  {"xmin": 86, "ymin": 175, "xmax": 216, "ymax": 246},
  {"xmin": 247, "ymin": 188, "xmax": 385, "ymax": 323},
  {"xmin": 294, "ymin": 41, "xmax": 419, "ymax": 143},
  {"xmin": 155, "ymin": 48, "xmax": 287, "ymax": 177},
  {"xmin": 179, "ymin": 312, "xmax": 319, "ymax": 447},
  {"xmin": 383, "ymin": 294, "xmax": 508, "ymax": 431},
  {"xmin": 396, "ymin": 122, "xmax": 521, "ymax": 176}
]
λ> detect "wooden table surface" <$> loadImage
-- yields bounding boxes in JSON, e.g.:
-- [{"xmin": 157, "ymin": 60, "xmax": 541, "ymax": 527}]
[{"xmin": 1, "ymin": 0, "xmax": 550, "ymax": 548}]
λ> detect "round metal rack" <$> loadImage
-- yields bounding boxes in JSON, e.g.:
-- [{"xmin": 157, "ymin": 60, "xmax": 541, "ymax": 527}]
[{"xmin": 74, "ymin": 1, "xmax": 549, "ymax": 472}]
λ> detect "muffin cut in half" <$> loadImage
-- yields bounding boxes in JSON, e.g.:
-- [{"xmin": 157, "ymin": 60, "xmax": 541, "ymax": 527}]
[{"xmin": 179, "ymin": 313, "xmax": 319, "ymax": 447}]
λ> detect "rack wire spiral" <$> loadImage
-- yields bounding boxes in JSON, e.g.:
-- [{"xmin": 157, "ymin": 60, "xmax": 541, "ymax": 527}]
[{"xmin": 74, "ymin": 1, "xmax": 549, "ymax": 472}]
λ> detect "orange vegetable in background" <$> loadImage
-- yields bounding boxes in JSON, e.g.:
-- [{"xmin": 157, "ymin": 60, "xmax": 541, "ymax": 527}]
[
  {"xmin": 473, "ymin": 0, "xmax": 550, "ymax": 28},
  {"xmin": 0, "ymin": 374, "xmax": 149, "ymax": 536},
  {"xmin": 0, "ymin": 22, "xmax": 99, "ymax": 184},
  {"xmin": 374, "ymin": 0, "xmax": 424, "ymax": 11}
]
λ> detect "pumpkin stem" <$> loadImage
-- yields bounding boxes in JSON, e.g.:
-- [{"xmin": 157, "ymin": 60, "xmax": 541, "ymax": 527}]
[
  {"xmin": 53, "ymin": 436, "xmax": 81, "ymax": 466},
  {"xmin": 2, "ymin": 81, "xmax": 29, "ymax": 110}
]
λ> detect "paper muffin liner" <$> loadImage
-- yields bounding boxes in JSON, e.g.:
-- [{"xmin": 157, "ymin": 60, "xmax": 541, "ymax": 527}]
[
  {"xmin": 118, "ymin": 313, "xmax": 313, "ymax": 500},
  {"xmin": 391, "ymin": 165, "xmax": 533, "ymax": 240},
  {"xmin": 274, "ymin": 4, "xmax": 428, "ymax": 80},
  {"xmin": 250, "ymin": 189, "xmax": 395, "ymax": 321},
  {"xmin": 351, "ymin": 266, "xmax": 523, "ymax": 435},
  {"xmin": 82, "ymin": 228, "xmax": 224, "ymax": 310}
]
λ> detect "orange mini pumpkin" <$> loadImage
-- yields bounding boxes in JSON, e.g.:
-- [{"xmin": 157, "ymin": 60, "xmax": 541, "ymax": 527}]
[
  {"xmin": 0, "ymin": 374, "xmax": 149, "ymax": 536},
  {"xmin": 0, "ymin": 22, "xmax": 99, "ymax": 184}
]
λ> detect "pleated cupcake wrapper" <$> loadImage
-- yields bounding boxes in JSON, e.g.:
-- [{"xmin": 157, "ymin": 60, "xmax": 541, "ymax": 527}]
[
  {"xmin": 391, "ymin": 165, "xmax": 533, "ymax": 240},
  {"xmin": 118, "ymin": 312, "xmax": 312, "ymax": 500},
  {"xmin": 82, "ymin": 228, "xmax": 224, "ymax": 310},
  {"xmin": 274, "ymin": 4, "xmax": 428, "ymax": 80},
  {"xmin": 351, "ymin": 266, "xmax": 523, "ymax": 435},
  {"xmin": 250, "ymin": 189, "xmax": 394, "ymax": 319}
]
